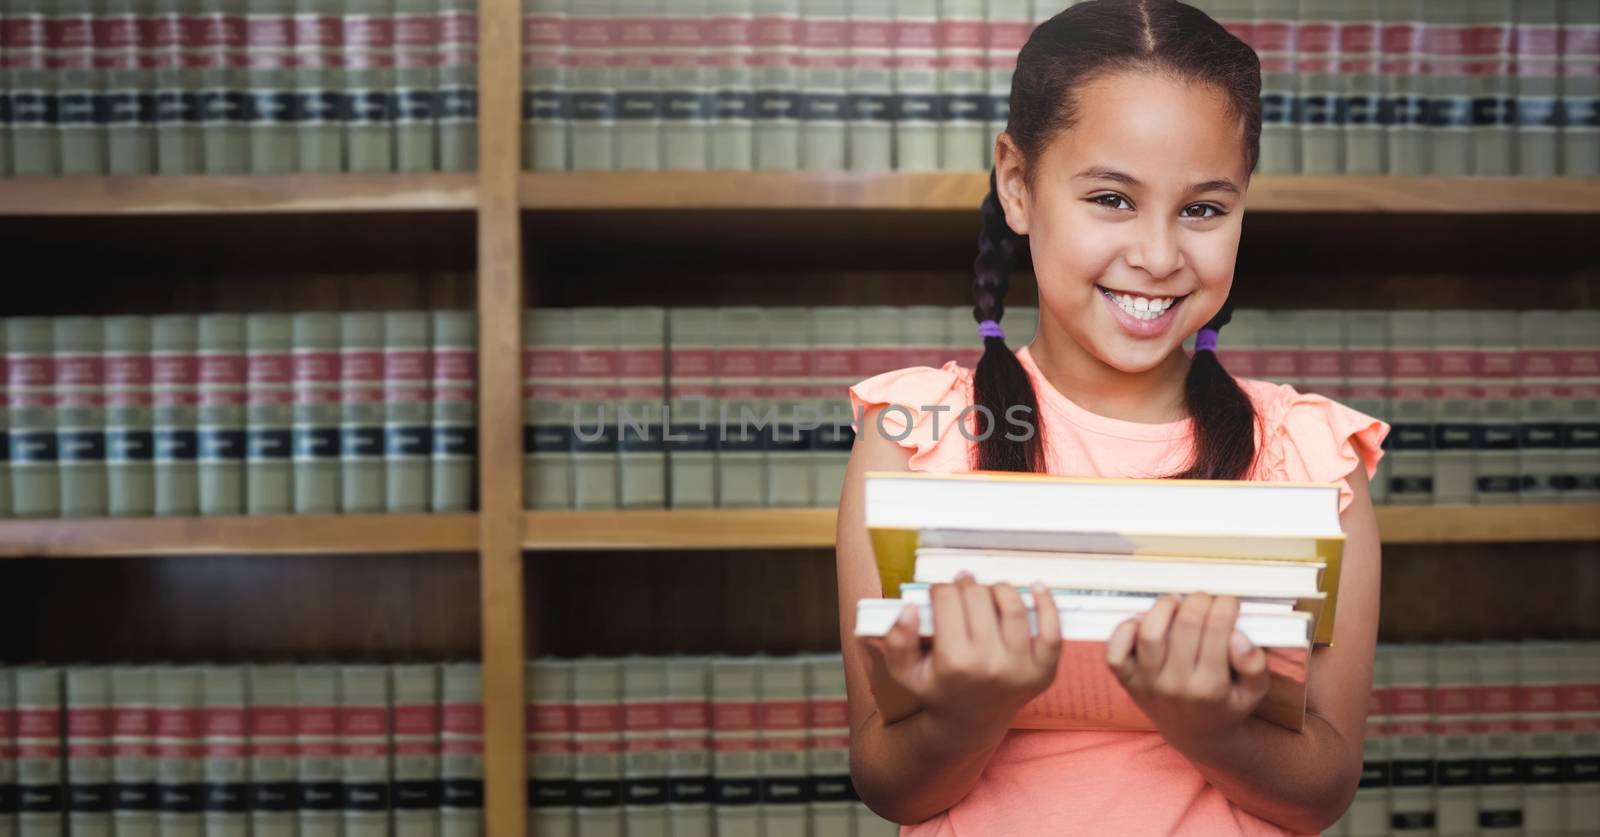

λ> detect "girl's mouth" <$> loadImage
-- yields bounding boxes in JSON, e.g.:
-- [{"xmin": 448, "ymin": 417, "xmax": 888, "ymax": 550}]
[{"xmin": 1097, "ymin": 285, "xmax": 1189, "ymax": 337}]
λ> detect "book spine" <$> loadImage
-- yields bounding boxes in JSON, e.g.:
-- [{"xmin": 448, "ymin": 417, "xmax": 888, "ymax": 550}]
[
  {"xmin": 104, "ymin": 317, "xmax": 154, "ymax": 518},
  {"xmin": 196, "ymin": 314, "xmax": 246, "ymax": 517},
  {"xmin": 0, "ymin": 8, "xmax": 12, "ymax": 178},
  {"xmin": 571, "ymin": 308, "xmax": 620, "ymax": 510},
  {"xmin": 809, "ymin": 306, "xmax": 858, "ymax": 509},
  {"xmin": 101, "ymin": 0, "xmax": 154, "ymax": 175},
  {"xmin": 1475, "ymin": 312, "xmax": 1520, "ymax": 504},
  {"xmin": 8, "ymin": 0, "xmax": 57, "ymax": 176},
  {"xmin": 339, "ymin": 312, "xmax": 386, "ymax": 514},
  {"xmin": 982, "ymin": 0, "xmax": 1028, "ymax": 173},
  {"xmin": 1476, "ymin": 644, "xmax": 1525, "ymax": 831},
  {"xmin": 798, "ymin": 0, "xmax": 848, "ymax": 171},
  {"xmin": 197, "ymin": 0, "xmax": 247, "ymax": 174},
  {"xmin": 435, "ymin": 0, "xmax": 477, "ymax": 171},
  {"xmin": 439, "ymin": 664, "xmax": 483, "ymax": 837},
  {"xmin": 151, "ymin": 315, "xmax": 200, "ymax": 517},
  {"xmin": 0, "ymin": 321, "xmax": 8, "ymax": 518},
  {"xmin": 1386, "ymin": 648, "xmax": 1437, "ymax": 833},
  {"xmin": 1381, "ymin": 0, "xmax": 1428, "ymax": 174},
  {"xmin": 155, "ymin": 668, "xmax": 202, "ymax": 837},
  {"xmin": 346, "ymin": 0, "xmax": 396, "ymax": 173},
  {"xmin": 804, "ymin": 656, "xmax": 852, "ymax": 837},
  {"xmin": 568, "ymin": 0, "xmax": 617, "ymax": 171},
  {"xmin": 1561, "ymin": 0, "xmax": 1600, "ymax": 175},
  {"xmin": 714, "ymin": 308, "xmax": 767, "ymax": 509},
  {"xmin": 1562, "ymin": 641, "xmax": 1600, "ymax": 833},
  {"xmin": 1346, "ymin": 650, "xmax": 1391, "ymax": 836},
  {"xmin": 1295, "ymin": 1, "xmax": 1341, "ymax": 174},
  {"xmin": 571, "ymin": 661, "xmax": 621, "ymax": 837},
  {"xmin": 617, "ymin": 308, "xmax": 667, "ymax": 509},
  {"xmin": 706, "ymin": 0, "xmax": 754, "ymax": 171},
  {"xmin": 751, "ymin": 0, "xmax": 800, "ymax": 171},
  {"xmin": 621, "ymin": 660, "xmax": 668, "ymax": 837},
  {"xmin": 394, "ymin": 0, "xmax": 438, "ymax": 172},
  {"xmin": 292, "ymin": 0, "xmax": 345, "ymax": 174},
  {"xmin": 337, "ymin": 667, "xmax": 390, "ymax": 837},
  {"xmin": 16, "ymin": 668, "xmax": 64, "ymax": 837},
  {"xmin": 524, "ymin": 308, "xmax": 574, "ymax": 510},
  {"xmin": 710, "ymin": 661, "xmax": 758, "ymax": 837},
  {"xmin": 937, "ymin": 0, "xmax": 984, "ymax": 171},
  {"xmin": 666, "ymin": 308, "xmax": 717, "ymax": 509},
  {"xmin": 614, "ymin": 0, "xmax": 663, "ymax": 171},
  {"xmin": 383, "ymin": 312, "xmax": 431, "ymax": 513},
  {"xmin": 1255, "ymin": 0, "xmax": 1301, "ymax": 173},
  {"xmin": 1342, "ymin": 312, "xmax": 1390, "ymax": 506},
  {"xmin": 762, "ymin": 309, "xmax": 813, "ymax": 508},
  {"xmin": 429, "ymin": 310, "xmax": 475, "ymax": 512},
  {"xmin": 1561, "ymin": 311, "xmax": 1600, "ymax": 502},
  {"xmin": 847, "ymin": 0, "xmax": 893, "ymax": 172},
  {"xmin": 1298, "ymin": 309, "xmax": 1345, "ymax": 401},
  {"xmin": 0, "ymin": 669, "xmax": 13, "ymax": 837},
  {"xmin": 1429, "ymin": 646, "xmax": 1478, "ymax": 835},
  {"xmin": 151, "ymin": 0, "xmax": 201, "ymax": 175},
  {"xmin": 525, "ymin": 659, "xmax": 574, "ymax": 837},
  {"xmin": 66, "ymin": 669, "xmax": 113, "ymax": 837},
  {"xmin": 664, "ymin": 658, "xmax": 711, "ymax": 837},
  {"xmin": 1516, "ymin": 643, "xmax": 1567, "ymax": 834},
  {"xmin": 244, "ymin": 666, "xmax": 296, "ymax": 837},
  {"xmin": 7, "ymin": 318, "xmax": 59, "ymax": 519},
  {"xmin": 1470, "ymin": 0, "xmax": 1516, "ymax": 175},
  {"xmin": 246, "ymin": 314, "xmax": 294, "ymax": 516},
  {"xmin": 57, "ymin": 0, "xmax": 103, "ymax": 175},
  {"xmin": 1421, "ymin": 0, "xmax": 1471, "ymax": 174},
  {"xmin": 294, "ymin": 666, "xmax": 340, "ymax": 837},
  {"xmin": 757, "ymin": 659, "xmax": 805, "ymax": 837},
  {"xmin": 1432, "ymin": 311, "xmax": 1478, "ymax": 506},
  {"xmin": 891, "ymin": 0, "xmax": 939, "ymax": 171},
  {"xmin": 245, "ymin": 0, "xmax": 296, "ymax": 174},
  {"xmin": 54, "ymin": 316, "xmax": 106, "ymax": 519},
  {"xmin": 109, "ymin": 668, "xmax": 157, "ymax": 837},
  {"xmin": 390, "ymin": 665, "xmax": 440, "ymax": 837},
  {"xmin": 1339, "ymin": 0, "xmax": 1383, "ymax": 174},
  {"xmin": 1517, "ymin": 312, "xmax": 1564, "ymax": 502},
  {"xmin": 199, "ymin": 667, "xmax": 248, "ymax": 837},
  {"xmin": 291, "ymin": 313, "xmax": 341, "ymax": 514},
  {"xmin": 659, "ymin": 0, "xmax": 707, "ymax": 172},
  {"xmin": 1387, "ymin": 312, "xmax": 1436, "ymax": 506},
  {"xmin": 1513, "ymin": 1, "xmax": 1562, "ymax": 176}
]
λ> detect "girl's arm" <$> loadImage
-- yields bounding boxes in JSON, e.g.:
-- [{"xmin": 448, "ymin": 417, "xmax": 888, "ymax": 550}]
[{"xmin": 1108, "ymin": 463, "xmax": 1382, "ymax": 833}]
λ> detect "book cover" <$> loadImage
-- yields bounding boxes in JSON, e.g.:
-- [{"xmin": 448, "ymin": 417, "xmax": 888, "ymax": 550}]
[
  {"xmin": 339, "ymin": 312, "xmax": 386, "ymax": 514},
  {"xmin": 1385, "ymin": 645, "xmax": 1436, "ymax": 833},
  {"xmin": 246, "ymin": 0, "xmax": 297, "ymax": 174},
  {"xmin": 617, "ymin": 307, "xmax": 667, "ymax": 509},
  {"xmin": 394, "ymin": 0, "xmax": 439, "ymax": 172},
  {"xmin": 151, "ymin": 315, "xmax": 200, "ymax": 517},
  {"xmin": 803, "ymin": 655, "xmax": 851, "ymax": 837},
  {"xmin": 1338, "ymin": 0, "xmax": 1383, "ymax": 174},
  {"xmin": 1475, "ymin": 644, "xmax": 1525, "ymax": 831},
  {"xmin": 714, "ymin": 307, "xmax": 767, "ymax": 508},
  {"xmin": 798, "ymin": 0, "xmax": 848, "ymax": 171},
  {"xmin": 848, "ymin": 0, "xmax": 894, "ymax": 172},
  {"xmin": 664, "ymin": 658, "xmax": 711, "ymax": 837},
  {"xmin": 751, "ymin": 0, "xmax": 801, "ymax": 171},
  {"xmin": 1560, "ymin": 0, "xmax": 1600, "ymax": 176},
  {"xmin": 1513, "ymin": 0, "xmax": 1562, "ymax": 176},
  {"xmin": 1255, "ymin": 0, "xmax": 1301, "ymax": 173},
  {"xmin": 16, "ymin": 668, "xmax": 63, "ymax": 837},
  {"xmin": 54, "ymin": 317, "xmax": 107, "ymax": 519},
  {"xmin": 567, "ymin": 0, "xmax": 616, "ymax": 171},
  {"xmin": 706, "ymin": 0, "xmax": 755, "ymax": 170},
  {"xmin": 1517, "ymin": 642, "xmax": 1568, "ymax": 834},
  {"xmin": 438, "ymin": 663, "xmax": 483, "ymax": 837},
  {"xmin": 1295, "ymin": 0, "xmax": 1341, "ymax": 174},
  {"xmin": 937, "ymin": 0, "xmax": 985, "ymax": 171},
  {"xmin": 527, "ymin": 659, "xmax": 575, "ymax": 837},
  {"xmin": 346, "ymin": 0, "xmax": 396, "ymax": 173},
  {"xmin": 1561, "ymin": 640, "xmax": 1600, "ymax": 833},
  {"xmin": 7, "ymin": 318, "xmax": 59, "ymax": 519},
  {"xmin": 197, "ymin": 314, "xmax": 247, "ymax": 517},
  {"xmin": 65, "ymin": 668, "xmax": 112, "ymax": 837},
  {"xmin": 709, "ymin": 659, "xmax": 759, "ymax": 837},
  {"xmin": 292, "ymin": 312, "xmax": 342, "ymax": 514},
  {"xmin": 809, "ymin": 306, "xmax": 858, "ymax": 508},
  {"xmin": 383, "ymin": 311, "xmax": 432, "ymax": 513},
  {"xmin": 891, "ymin": 0, "xmax": 940, "ymax": 171},
  {"xmin": 524, "ymin": 307, "xmax": 575, "ymax": 510},
  {"xmin": 104, "ymin": 316, "xmax": 154, "ymax": 518},
  {"xmin": 292, "ymin": 0, "xmax": 344, "ymax": 174},
  {"xmin": 1475, "ymin": 311, "xmax": 1520, "ymax": 504},
  {"xmin": 245, "ymin": 665, "xmax": 297, "ymax": 837},
  {"xmin": 429, "ymin": 310, "xmax": 475, "ymax": 512},
  {"xmin": 571, "ymin": 308, "xmax": 620, "ymax": 510},
  {"xmin": 763, "ymin": 308, "xmax": 813, "ymax": 508},
  {"xmin": 294, "ymin": 666, "xmax": 340, "ymax": 837},
  {"xmin": 337, "ymin": 667, "xmax": 391, "ymax": 837},
  {"xmin": 101, "ymin": 0, "xmax": 154, "ymax": 175},
  {"xmin": 1431, "ymin": 310, "xmax": 1478, "ymax": 506},
  {"xmin": 1429, "ymin": 645, "xmax": 1479, "ymax": 835},
  {"xmin": 666, "ymin": 308, "xmax": 717, "ymax": 509},
  {"xmin": 1386, "ymin": 310, "xmax": 1436, "ymax": 506},
  {"xmin": 524, "ymin": 0, "xmax": 571, "ymax": 171},
  {"xmin": 150, "ymin": 0, "xmax": 200, "ymax": 175},
  {"xmin": 1562, "ymin": 310, "xmax": 1600, "ymax": 503},
  {"xmin": 59, "ymin": 0, "xmax": 104, "ymax": 174},
  {"xmin": 1469, "ymin": 0, "xmax": 1516, "ymax": 176},
  {"xmin": 198, "ymin": 0, "xmax": 248, "ymax": 175},
  {"xmin": 660, "ymin": 0, "xmax": 710, "ymax": 171},
  {"xmin": 1381, "ymin": 0, "xmax": 1428, "ymax": 174},
  {"xmin": 154, "ymin": 666, "xmax": 202, "ymax": 837},
  {"xmin": 199, "ymin": 667, "xmax": 249, "ymax": 837},
  {"xmin": 247, "ymin": 312, "xmax": 296, "ymax": 512},
  {"xmin": 435, "ymin": 0, "xmax": 478, "ymax": 171},
  {"xmin": 108, "ymin": 667, "xmax": 157, "ymax": 837},
  {"xmin": 615, "ymin": 0, "xmax": 664, "ymax": 171},
  {"xmin": 756, "ymin": 658, "xmax": 806, "ymax": 837},
  {"xmin": 390, "ymin": 664, "xmax": 441, "ymax": 837},
  {"xmin": 621, "ymin": 658, "xmax": 669, "ymax": 837},
  {"xmin": 1517, "ymin": 311, "xmax": 1566, "ymax": 503}
]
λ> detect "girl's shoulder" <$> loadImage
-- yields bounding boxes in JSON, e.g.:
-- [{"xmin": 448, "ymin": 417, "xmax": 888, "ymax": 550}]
[
  {"xmin": 846, "ymin": 361, "xmax": 977, "ymax": 473},
  {"xmin": 1236, "ymin": 378, "xmax": 1391, "ymax": 514}
]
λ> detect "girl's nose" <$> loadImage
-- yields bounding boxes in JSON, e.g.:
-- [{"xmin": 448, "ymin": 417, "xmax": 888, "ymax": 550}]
[{"xmin": 1123, "ymin": 219, "xmax": 1186, "ymax": 280}]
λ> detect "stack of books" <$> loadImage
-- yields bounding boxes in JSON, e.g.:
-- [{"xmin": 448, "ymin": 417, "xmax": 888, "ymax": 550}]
[{"xmin": 853, "ymin": 471, "xmax": 1346, "ymax": 732}]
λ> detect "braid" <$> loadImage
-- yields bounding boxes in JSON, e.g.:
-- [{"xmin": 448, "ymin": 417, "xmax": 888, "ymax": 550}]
[
  {"xmin": 1169, "ymin": 297, "xmax": 1260, "ymax": 480},
  {"xmin": 971, "ymin": 168, "xmax": 1044, "ymax": 473}
]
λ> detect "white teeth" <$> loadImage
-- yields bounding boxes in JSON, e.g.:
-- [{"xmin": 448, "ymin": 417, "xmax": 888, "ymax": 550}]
[
  {"xmin": 1134, "ymin": 297, "xmax": 1150, "ymax": 312},
  {"xmin": 1104, "ymin": 288, "xmax": 1178, "ymax": 320}
]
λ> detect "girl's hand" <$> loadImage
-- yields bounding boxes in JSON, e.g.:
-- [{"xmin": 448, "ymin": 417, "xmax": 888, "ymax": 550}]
[
  {"xmin": 1105, "ymin": 593, "xmax": 1270, "ymax": 748},
  {"xmin": 869, "ymin": 574, "xmax": 1063, "ymax": 751}
]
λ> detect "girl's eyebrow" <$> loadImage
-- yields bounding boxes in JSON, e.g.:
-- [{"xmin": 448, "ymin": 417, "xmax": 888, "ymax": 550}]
[{"xmin": 1073, "ymin": 166, "xmax": 1241, "ymax": 196}]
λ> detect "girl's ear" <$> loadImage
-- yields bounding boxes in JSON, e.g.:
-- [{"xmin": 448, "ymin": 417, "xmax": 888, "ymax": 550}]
[{"xmin": 992, "ymin": 135, "xmax": 1032, "ymax": 236}]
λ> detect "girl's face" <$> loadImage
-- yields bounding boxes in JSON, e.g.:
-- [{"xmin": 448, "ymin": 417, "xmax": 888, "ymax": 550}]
[{"xmin": 996, "ymin": 71, "xmax": 1250, "ymax": 375}]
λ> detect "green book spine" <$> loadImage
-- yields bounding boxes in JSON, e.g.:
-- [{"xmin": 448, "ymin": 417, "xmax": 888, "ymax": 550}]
[
  {"xmin": 247, "ymin": 313, "xmax": 294, "ymax": 516},
  {"xmin": 197, "ymin": 313, "xmax": 246, "ymax": 516},
  {"xmin": 247, "ymin": 0, "xmax": 298, "ymax": 173},
  {"xmin": 430, "ymin": 310, "xmax": 475, "ymax": 512},
  {"xmin": 383, "ymin": 311, "xmax": 430, "ymax": 513},
  {"xmin": 0, "ymin": 321, "xmax": 9, "ymax": 517},
  {"xmin": 11, "ymin": 0, "xmax": 61, "ymax": 175},
  {"xmin": 339, "ymin": 312, "xmax": 385, "ymax": 513},
  {"xmin": 1255, "ymin": 0, "xmax": 1302, "ymax": 173},
  {"xmin": 1514, "ymin": 1, "xmax": 1562, "ymax": 177},
  {"xmin": 154, "ymin": 0, "xmax": 203, "ymax": 174},
  {"xmin": 1561, "ymin": 0, "xmax": 1600, "ymax": 176},
  {"xmin": 0, "ymin": 3, "xmax": 12, "ymax": 178},
  {"xmin": 346, "ymin": 0, "xmax": 396, "ymax": 172},
  {"xmin": 151, "ymin": 315, "xmax": 199, "ymax": 516},
  {"xmin": 105, "ymin": 316, "xmax": 155, "ymax": 518},
  {"xmin": 617, "ymin": 307, "xmax": 666, "ymax": 509},
  {"xmin": 292, "ymin": 312, "xmax": 341, "ymax": 514},
  {"xmin": 293, "ymin": 0, "xmax": 345, "ymax": 173},
  {"xmin": 7, "ymin": 318, "xmax": 60, "ymax": 518},
  {"xmin": 104, "ymin": 0, "xmax": 156, "ymax": 175},
  {"xmin": 199, "ymin": 0, "xmax": 248, "ymax": 174},
  {"xmin": 1423, "ymin": 0, "xmax": 1472, "ymax": 175},
  {"xmin": 524, "ymin": 307, "xmax": 575, "ymax": 510},
  {"xmin": 435, "ymin": 0, "xmax": 477, "ymax": 171},
  {"xmin": 55, "ymin": 316, "xmax": 108, "ymax": 518},
  {"xmin": 58, "ymin": 0, "xmax": 106, "ymax": 175},
  {"xmin": 393, "ymin": 0, "xmax": 438, "ymax": 172}
]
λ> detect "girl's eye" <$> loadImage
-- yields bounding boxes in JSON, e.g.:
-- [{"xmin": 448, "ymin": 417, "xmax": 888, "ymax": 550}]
[
  {"xmin": 1182, "ymin": 203, "xmax": 1224, "ymax": 219},
  {"xmin": 1090, "ymin": 193, "xmax": 1132, "ymax": 211}
]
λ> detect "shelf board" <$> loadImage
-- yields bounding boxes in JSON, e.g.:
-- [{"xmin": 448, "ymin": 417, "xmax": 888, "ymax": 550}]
[
  {"xmin": 520, "ymin": 172, "xmax": 1600, "ymax": 214},
  {"xmin": 523, "ymin": 504, "xmax": 1600, "ymax": 551},
  {"xmin": 0, "ymin": 173, "xmax": 479, "ymax": 216},
  {"xmin": 0, "ymin": 513, "xmax": 479, "ymax": 558}
]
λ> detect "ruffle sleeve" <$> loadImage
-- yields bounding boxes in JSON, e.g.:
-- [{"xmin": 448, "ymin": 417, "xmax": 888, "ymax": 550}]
[
  {"xmin": 1257, "ymin": 384, "xmax": 1392, "ymax": 515},
  {"xmin": 846, "ymin": 362, "xmax": 976, "ymax": 473}
]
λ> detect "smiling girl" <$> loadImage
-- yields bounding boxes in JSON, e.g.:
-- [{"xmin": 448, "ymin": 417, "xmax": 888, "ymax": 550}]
[{"xmin": 834, "ymin": 1, "xmax": 1390, "ymax": 834}]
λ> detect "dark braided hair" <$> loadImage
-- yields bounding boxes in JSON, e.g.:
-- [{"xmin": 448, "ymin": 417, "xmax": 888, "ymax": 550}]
[{"xmin": 972, "ymin": 0, "xmax": 1262, "ymax": 480}]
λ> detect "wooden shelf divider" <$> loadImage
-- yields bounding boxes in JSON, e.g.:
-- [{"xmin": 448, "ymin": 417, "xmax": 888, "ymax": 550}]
[
  {"xmin": 0, "ymin": 514, "xmax": 478, "ymax": 558},
  {"xmin": 0, "ymin": 172, "xmax": 478, "ymax": 216}
]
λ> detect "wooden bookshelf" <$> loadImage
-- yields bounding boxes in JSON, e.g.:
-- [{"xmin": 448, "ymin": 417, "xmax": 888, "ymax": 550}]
[
  {"xmin": 0, "ymin": 172, "xmax": 478, "ymax": 216},
  {"xmin": 0, "ymin": 513, "xmax": 479, "ymax": 558}
]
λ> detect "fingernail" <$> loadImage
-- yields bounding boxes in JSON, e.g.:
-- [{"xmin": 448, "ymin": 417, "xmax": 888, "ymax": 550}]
[
  {"xmin": 1230, "ymin": 631, "xmax": 1251, "ymax": 655},
  {"xmin": 955, "ymin": 571, "xmax": 975, "ymax": 582}
]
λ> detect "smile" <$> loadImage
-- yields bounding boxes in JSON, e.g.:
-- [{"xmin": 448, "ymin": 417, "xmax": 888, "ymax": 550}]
[{"xmin": 1097, "ymin": 286, "xmax": 1189, "ymax": 322}]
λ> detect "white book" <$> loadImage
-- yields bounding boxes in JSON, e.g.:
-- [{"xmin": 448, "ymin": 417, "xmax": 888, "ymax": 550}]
[
  {"xmin": 1384, "ymin": 646, "xmax": 1435, "ymax": 833},
  {"xmin": 16, "ymin": 668, "xmax": 63, "ymax": 837},
  {"xmin": 1518, "ymin": 642, "xmax": 1568, "ymax": 835},
  {"xmin": 0, "ymin": 667, "xmax": 15, "ymax": 837},
  {"xmin": 808, "ymin": 306, "xmax": 860, "ymax": 508},
  {"xmin": 937, "ymin": 0, "xmax": 985, "ymax": 170},
  {"xmin": 1559, "ymin": 0, "xmax": 1600, "ymax": 176},
  {"xmin": 854, "ymin": 598, "xmax": 1312, "ymax": 648},
  {"xmin": 1421, "ymin": 0, "xmax": 1472, "ymax": 175},
  {"xmin": 1563, "ymin": 310, "xmax": 1600, "ymax": 502},
  {"xmin": 525, "ymin": 0, "xmax": 572, "ymax": 171},
  {"xmin": 763, "ymin": 308, "xmax": 815, "ymax": 508},
  {"xmin": 338, "ymin": 667, "xmax": 390, "ymax": 837},
  {"xmin": 897, "ymin": 583, "xmax": 1301, "ymax": 614},
  {"xmin": 339, "ymin": 312, "xmax": 387, "ymax": 514},
  {"xmin": 1475, "ymin": 312, "xmax": 1521, "ymax": 504},
  {"xmin": 983, "ymin": 0, "xmax": 1030, "ymax": 171},
  {"xmin": 66, "ymin": 668, "xmax": 112, "ymax": 837},
  {"xmin": 155, "ymin": 667, "xmax": 201, "ymax": 837},
  {"xmin": 1518, "ymin": 312, "xmax": 1566, "ymax": 503},
  {"xmin": 910, "ymin": 547, "xmax": 1323, "ymax": 600},
  {"xmin": 571, "ymin": 660, "xmax": 621, "ymax": 837},
  {"xmin": 1469, "ymin": 0, "xmax": 1516, "ymax": 176},
  {"xmin": 294, "ymin": 666, "xmax": 340, "ymax": 837},
  {"xmin": 666, "ymin": 309, "xmax": 718, "ymax": 509},
  {"xmin": 1380, "ymin": 0, "xmax": 1428, "ymax": 174},
  {"xmin": 707, "ymin": 0, "xmax": 756, "ymax": 170},
  {"xmin": 390, "ymin": 664, "xmax": 441, "ymax": 837},
  {"xmin": 1475, "ymin": 644, "xmax": 1524, "ymax": 832},
  {"xmin": 109, "ymin": 667, "xmax": 158, "ymax": 837},
  {"xmin": 199, "ymin": 667, "xmax": 247, "ymax": 837},
  {"xmin": 617, "ymin": 308, "xmax": 667, "ymax": 509},
  {"xmin": 1339, "ymin": 0, "xmax": 1384, "ymax": 174},
  {"xmin": 660, "ymin": 0, "xmax": 711, "ymax": 170},
  {"xmin": 615, "ymin": 0, "xmax": 664, "ymax": 170},
  {"xmin": 1562, "ymin": 641, "xmax": 1600, "ymax": 834},
  {"xmin": 245, "ymin": 665, "xmax": 297, "ymax": 837},
  {"xmin": 1514, "ymin": 0, "xmax": 1563, "ymax": 176},
  {"xmin": 1428, "ymin": 645, "xmax": 1478, "ymax": 836},
  {"xmin": 714, "ymin": 308, "xmax": 767, "ymax": 508},
  {"xmin": 1344, "ymin": 648, "xmax": 1391, "ymax": 836},
  {"xmin": 847, "ymin": 0, "xmax": 895, "ymax": 172},
  {"xmin": 1343, "ymin": 311, "xmax": 1390, "ymax": 505},
  {"xmin": 799, "ymin": 0, "xmax": 849, "ymax": 171},
  {"xmin": 663, "ymin": 658, "xmax": 712, "ymax": 837},
  {"xmin": 891, "ymin": 0, "xmax": 940, "ymax": 170},
  {"xmin": 709, "ymin": 659, "xmax": 759, "ymax": 837},
  {"xmin": 1431, "ymin": 311, "xmax": 1477, "ymax": 506},
  {"xmin": 569, "ymin": 0, "xmax": 619, "ymax": 170},
  {"xmin": 1385, "ymin": 311, "xmax": 1435, "ymax": 506},
  {"xmin": 1295, "ymin": 1, "xmax": 1342, "ymax": 174},
  {"xmin": 620, "ymin": 659, "xmax": 668, "ymax": 837},
  {"xmin": 439, "ymin": 663, "xmax": 483, "ymax": 837},
  {"xmin": 757, "ymin": 658, "xmax": 806, "ymax": 837},
  {"xmin": 1255, "ymin": 0, "xmax": 1301, "ymax": 173},
  {"xmin": 803, "ymin": 655, "xmax": 852, "ymax": 837},
  {"xmin": 526, "ymin": 308, "xmax": 576, "ymax": 510},
  {"xmin": 527, "ymin": 659, "xmax": 575, "ymax": 837},
  {"xmin": 751, "ymin": 0, "xmax": 802, "ymax": 170},
  {"xmin": 572, "ymin": 308, "xmax": 622, "ymax": 510}
]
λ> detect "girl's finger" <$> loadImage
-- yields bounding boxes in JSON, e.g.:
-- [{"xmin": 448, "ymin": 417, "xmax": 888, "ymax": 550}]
[
  {"xmin": 929, "ymin": 580, "xmax": 972, "ymax": 658},
  {"xmin": 1226, "ymin": 630, "xmax": 1272, "ymax": 717},
  {"xmin": 1162, "ymin": 593, "xmax": 1211, "ymax": 681},
  {"xmin": 1030, "ymin": 582, "xmax": 1064, "ymax": 670},
  {"xmin": 992, "ymin": 583, "xmax": 1032, "ymax": 651},
  {"xmin": 1198, "ymin": 595, "xmax": 1240, "ymax": 677},
  {"xmin": 956, "ymin": 574, "xmax": 1002, "ymax": 651},
  {"xmin": 1136, "ymin": 595, "xmax": 1179, "ymax": 680},
  {"xmin": 880, "ymin": 603, "xmax": 929, "ymax": 695},
  {"xmin": 1105, "ymin": 616, "xmax": 1141, "ymax": 687}
]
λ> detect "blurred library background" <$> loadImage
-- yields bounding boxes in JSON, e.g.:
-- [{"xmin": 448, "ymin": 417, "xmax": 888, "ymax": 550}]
[{"xmin": 0, "ymin": 1, "xmax": 1598, "ymax": 837}]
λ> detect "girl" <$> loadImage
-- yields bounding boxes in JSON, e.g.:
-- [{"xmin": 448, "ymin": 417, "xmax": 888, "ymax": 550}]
[{"xmin": 835, "ymin": 1, "xmax": 1389, "ymax": 834}]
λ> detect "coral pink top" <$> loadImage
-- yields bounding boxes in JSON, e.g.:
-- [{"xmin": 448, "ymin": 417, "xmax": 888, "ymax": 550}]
[{"xmin": 846, "ymin": 344, "xmax": 1390, "ymax": 837}]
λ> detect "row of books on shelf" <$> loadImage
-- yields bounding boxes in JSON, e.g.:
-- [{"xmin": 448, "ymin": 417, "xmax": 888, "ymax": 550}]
[
  {"xmin": 519, "ymin": 305, "xmax": 1600, "ymax": 511},
  {"xmin": 0, "ymin": 312, "xmax": 477, "ymax": 521},
  {"xmin": 1328, "ymin": 641, "xmax": 1600, "ymax": 837},
  {"xmin": 0, "ymin": 0, "xmax": 479, "ymax": 178},
  {"xmin": 519, "ymin": 0, "xmax": 1600, "ymax": 176}
]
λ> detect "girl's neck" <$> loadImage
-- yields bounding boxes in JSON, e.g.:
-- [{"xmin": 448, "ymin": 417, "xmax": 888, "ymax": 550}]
[{"xmin": 1025, "ymin": 326, "xmax": 1193, "ymax": 426}]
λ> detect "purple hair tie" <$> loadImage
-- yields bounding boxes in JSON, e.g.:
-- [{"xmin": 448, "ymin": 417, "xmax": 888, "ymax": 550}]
[
  {"xmin": 1194, "ymin": 328, "xmax": 1220, "ymax": 353},
  {"xmin": 978, "ymin": 319, "xmax": 1006, "ymax": 340}
]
